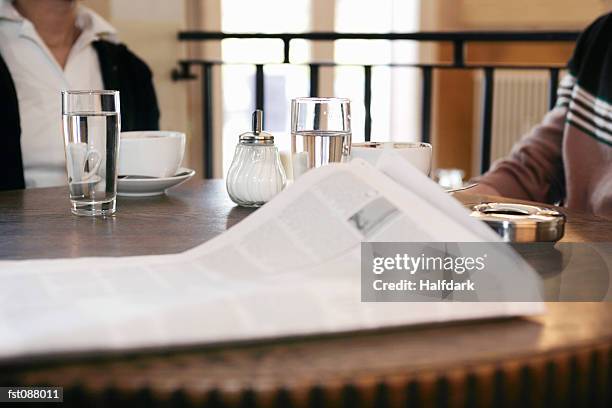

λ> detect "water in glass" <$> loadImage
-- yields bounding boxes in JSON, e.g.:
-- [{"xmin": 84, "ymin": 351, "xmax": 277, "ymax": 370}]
[
  {"xmin": 62, "ymin": 112, "xmax": 119, "ymax": 215},
  {"xmin": 291, "ymin": 130, "xmax": 351, "ymax": 178}
]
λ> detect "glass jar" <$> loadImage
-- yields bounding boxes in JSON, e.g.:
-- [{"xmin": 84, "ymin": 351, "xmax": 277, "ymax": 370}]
[{"xmin": 226, "ymin": 110, "xmax": 286, "ymax": 207}]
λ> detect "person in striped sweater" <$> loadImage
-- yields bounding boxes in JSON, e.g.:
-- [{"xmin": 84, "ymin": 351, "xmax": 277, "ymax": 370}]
[{"xmin": 472, "ymin": 13, "xmax": 612, "ymax": 217}]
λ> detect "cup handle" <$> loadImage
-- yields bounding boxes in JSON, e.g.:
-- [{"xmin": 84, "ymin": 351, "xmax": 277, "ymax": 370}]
[{"xmin": 82, "ymin": 149, "xmax": 102, "ymax": 180}]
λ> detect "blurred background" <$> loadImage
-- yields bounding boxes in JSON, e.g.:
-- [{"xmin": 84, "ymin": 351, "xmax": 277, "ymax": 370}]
[{"xmin": 82, "ymin": 0, "xmax": 611, "ymax": 179}]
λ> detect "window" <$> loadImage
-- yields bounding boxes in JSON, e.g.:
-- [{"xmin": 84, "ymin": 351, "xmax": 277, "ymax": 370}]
[
  {"xmin": 335, "ymin": 0, "xmax": 421, "ymax": 142},
  {"xmin": 219, "ymin": 0, "xmax": 421, "ymax": 173},
  {"xmin": 221, "ymin": 0, "xmax": 311, "ymax": 173}
]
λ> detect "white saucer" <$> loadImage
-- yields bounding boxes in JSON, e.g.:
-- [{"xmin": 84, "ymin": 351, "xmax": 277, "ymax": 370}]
[{"xmin": 117, "ymin": 167, "xmax": 195, "ymax": 197}]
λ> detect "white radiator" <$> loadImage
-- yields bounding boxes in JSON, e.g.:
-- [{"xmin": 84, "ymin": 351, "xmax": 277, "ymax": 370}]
[{"xmin": 473, "ymin": 69, "xmax": 550, "ymax": 174}]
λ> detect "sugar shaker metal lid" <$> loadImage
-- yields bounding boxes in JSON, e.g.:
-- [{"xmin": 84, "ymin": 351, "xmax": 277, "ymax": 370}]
[
  {"xmin": 239, "ymin": 110, "xmax": 274, "ymax": 145},
  {"xmin": 467, "ymin": 202, "xmax": 566, "ymax": 242}
]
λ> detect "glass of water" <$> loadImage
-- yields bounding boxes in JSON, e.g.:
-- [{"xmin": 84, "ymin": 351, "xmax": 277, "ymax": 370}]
[
  {"xmin": 61, "ymin": 90, "xmax": 120, "ymax": 216},
  {"xmin": 290, "ymin": 97, "xmax": 351, "ymax": 179}
]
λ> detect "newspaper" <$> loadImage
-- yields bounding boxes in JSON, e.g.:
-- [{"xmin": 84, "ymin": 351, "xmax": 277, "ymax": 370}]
[{"xmin": 0, "ymin": 157, "xmax": 543, "ymax": 361}]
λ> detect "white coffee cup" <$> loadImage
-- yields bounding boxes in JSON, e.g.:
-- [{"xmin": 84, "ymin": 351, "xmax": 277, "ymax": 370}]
[
  {"xmin": 67, "ymin": 142, "xmax": 102, "ymax": 182},
  {"xmin": 119, "ymin": 131, "xmax": 186, "ymax": 178},
  {"xmin": 351, "ymin": 142, "xmax": 432, "ymax": 175}
]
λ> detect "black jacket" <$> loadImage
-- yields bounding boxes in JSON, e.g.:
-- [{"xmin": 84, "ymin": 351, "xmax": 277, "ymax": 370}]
[{"xmin": 0, "ymin": 40, "xmax": 160, "ymax": 191}]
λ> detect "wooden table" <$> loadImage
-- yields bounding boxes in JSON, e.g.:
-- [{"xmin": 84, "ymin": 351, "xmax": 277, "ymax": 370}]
[{"xmin": 1, "ymin": 180, "xmax": 611, "ymax": 408}]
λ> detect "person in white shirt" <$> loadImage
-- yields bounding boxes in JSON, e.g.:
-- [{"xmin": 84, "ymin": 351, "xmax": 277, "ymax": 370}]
[{"xmin": 0, "ymin": 0, "xmax": 159, "ymax": 190}]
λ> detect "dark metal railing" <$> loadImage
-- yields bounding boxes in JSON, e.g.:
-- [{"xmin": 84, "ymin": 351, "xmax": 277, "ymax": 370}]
[{"xmin": 173, "ymin": 31, "xmax": 580, "ymax": 178}]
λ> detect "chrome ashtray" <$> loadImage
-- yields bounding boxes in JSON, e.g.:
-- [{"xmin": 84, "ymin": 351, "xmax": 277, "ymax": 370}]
[{"xmin": 467, "ymin": 202, "xmax": 566, "ymax": 242}]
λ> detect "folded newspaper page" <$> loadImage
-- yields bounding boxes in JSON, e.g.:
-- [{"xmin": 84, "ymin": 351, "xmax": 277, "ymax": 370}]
[{"xmin": 0, "ymin": 158, "xmax": 543, "ymax": 361}]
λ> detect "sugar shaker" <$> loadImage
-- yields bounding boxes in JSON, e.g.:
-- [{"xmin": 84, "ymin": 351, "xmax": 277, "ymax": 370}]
[{"xmin": 226, "ymin": 110, "xmax": 286, "ymax": 207}]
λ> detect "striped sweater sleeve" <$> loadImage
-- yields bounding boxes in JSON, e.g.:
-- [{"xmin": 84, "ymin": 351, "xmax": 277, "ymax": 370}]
[
  {"xmin": 472, "ymin": 101, "xmax": 567, "ymax": 204},
  {"xmin": 472, "ymin": 14, "xmax": 612, "ymax": 204}
]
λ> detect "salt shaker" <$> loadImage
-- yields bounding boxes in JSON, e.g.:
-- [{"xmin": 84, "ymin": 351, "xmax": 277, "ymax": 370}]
[{"xmin": 226, "ymin": 110, "xmax": 286, "ymax": 207}]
